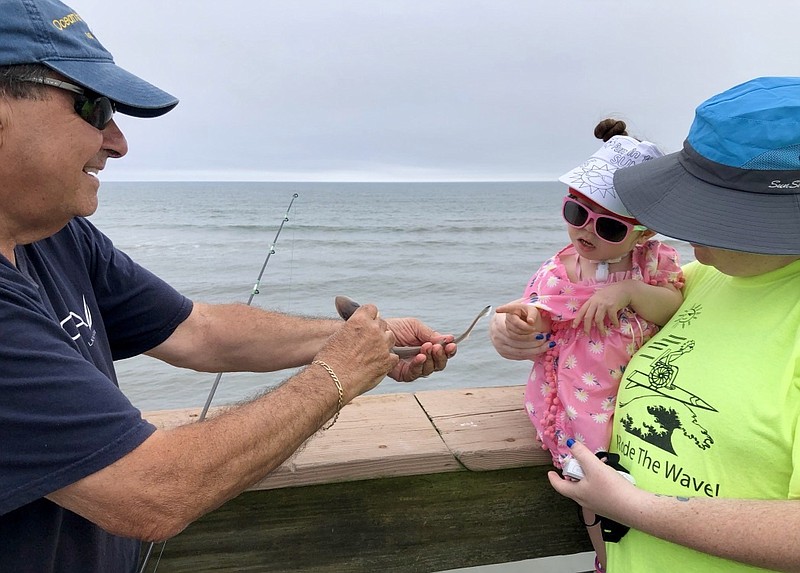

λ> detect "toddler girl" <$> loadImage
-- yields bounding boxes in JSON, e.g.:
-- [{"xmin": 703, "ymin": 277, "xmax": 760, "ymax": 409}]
[{"xmin": 494, "ymin": 119, "xmax": 684, "ymax": 572}]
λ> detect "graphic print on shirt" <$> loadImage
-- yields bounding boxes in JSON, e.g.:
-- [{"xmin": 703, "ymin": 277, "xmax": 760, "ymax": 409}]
[
  {"xmin": 59, "ymin": 295, "xmax": 97, "ymax": 346},
  {"xmin": 616, "ymin": 305, "xmax": 715, "ymax": 456}
]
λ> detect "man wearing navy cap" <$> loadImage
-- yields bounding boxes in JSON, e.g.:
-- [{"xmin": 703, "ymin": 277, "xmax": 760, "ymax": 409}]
[
  {"xmin": 0, "ymin": 1, "xmax": 454, "ymax": 571},
  {"xmin": 544, "ymin": 77, "xmax": 800, "ymax": 572}
]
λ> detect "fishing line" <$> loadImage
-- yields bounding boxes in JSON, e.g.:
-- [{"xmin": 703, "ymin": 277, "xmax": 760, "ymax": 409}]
[{"xmin": 139, "ymin": 192, "xmax": 299, "ymax": 573}]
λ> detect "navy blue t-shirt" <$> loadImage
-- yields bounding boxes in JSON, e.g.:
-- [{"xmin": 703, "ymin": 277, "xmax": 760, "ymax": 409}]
[{"xmin": 0, "ymin": 218, "xmax": 193, "ymax": 573}]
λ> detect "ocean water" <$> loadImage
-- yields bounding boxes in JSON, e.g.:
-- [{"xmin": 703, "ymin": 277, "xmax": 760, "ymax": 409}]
[{"xmin": 92, "ymin": 181, "xmax": 695, "ymax": 413}]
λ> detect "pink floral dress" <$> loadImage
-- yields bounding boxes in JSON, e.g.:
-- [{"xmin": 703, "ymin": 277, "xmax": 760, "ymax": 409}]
[{"xmin": 523, "ymin": 240, "xmax": 684, "ymax": 468}]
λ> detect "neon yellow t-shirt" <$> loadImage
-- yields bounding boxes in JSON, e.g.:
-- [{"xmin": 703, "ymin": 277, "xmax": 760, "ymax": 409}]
[{"xmin": 608, "ymin": 259, "xmax": 800, "ymax": 572}]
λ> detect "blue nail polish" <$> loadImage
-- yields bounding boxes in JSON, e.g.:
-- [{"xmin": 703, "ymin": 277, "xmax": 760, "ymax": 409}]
[
  {"xmin": 566, "ymin": 438, "xmax": 575, "ymax": 448},
  {"xmin": 545, "ymin": 333, "xmax": 552, "ymax": 340},
  {"xmin": 535, "ymin": 334, "xmax": 544, "ymax": 340},
  {"xmin": 548, "ymin": 341, "xmax": 556, "ymax": 348}
]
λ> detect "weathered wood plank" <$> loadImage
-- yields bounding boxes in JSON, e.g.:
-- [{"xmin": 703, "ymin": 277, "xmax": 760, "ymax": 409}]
[
  {"xmin": 256, "ymin": 393, "xmax": 463, "ymax": 489},
  {"xmin": 145, "ymin": 393, "xmax": 463, "ymax": 491},
  {"xmin": 144, "ymin": 386, "xmax": 553, "ymax": 488},
  {"xmin": 152, "ymin": 467, "xmax": 590, "ymax": 573},
  {"xmin": 415, "ymin": 386, "xmax": 552, "ymax": 471}
]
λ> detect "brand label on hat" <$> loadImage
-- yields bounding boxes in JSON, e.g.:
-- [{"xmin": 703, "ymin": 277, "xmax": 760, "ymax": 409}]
[
  {"xmin": 769, "ymin": 180, "xmax": 800, "ymax": 189},
  {"xmin": 52, "ymin": 12, "xmax": 83, "ymax": 31},
  {"xmin": 51, "ymin": 11, "xmax": 96, "ymax": 42}
]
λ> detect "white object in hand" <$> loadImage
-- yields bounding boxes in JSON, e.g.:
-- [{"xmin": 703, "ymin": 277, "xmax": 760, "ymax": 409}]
[
  {"xmin": 562, "ymin": 458, "xmax": 637, "ymax": 485},
  {"xmin": 563, "ymin": 458, "xmax": 585, "ymax": 480}
]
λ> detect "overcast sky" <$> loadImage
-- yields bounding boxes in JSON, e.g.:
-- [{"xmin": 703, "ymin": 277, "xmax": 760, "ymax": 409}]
[{"xmin": 72, "ymin": 0, "xmax": 800, "ymax": 182}]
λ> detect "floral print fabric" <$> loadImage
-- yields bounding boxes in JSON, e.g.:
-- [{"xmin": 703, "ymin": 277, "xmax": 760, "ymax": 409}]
[{"xmin": 522, "ymin": 240, "xmax": 683, "ymax": 468}]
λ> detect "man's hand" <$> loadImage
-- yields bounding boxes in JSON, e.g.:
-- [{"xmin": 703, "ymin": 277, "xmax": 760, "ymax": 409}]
[
  {"xmin": 314, "ymin": 303, "xmax": 399, "ymax": 400},
  {"xmin": 384, "ymin": 317, "xmax": 455, "ymax": 382}
]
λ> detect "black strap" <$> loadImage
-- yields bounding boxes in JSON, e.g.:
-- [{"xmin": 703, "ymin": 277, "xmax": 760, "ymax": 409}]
[
  {"xmin": 572, "ymin": 451, "xmax": 632, "ymax": 543},
  {"xmin": 596, "ymin": 452, "xmax": 632, "ymax": 543}
]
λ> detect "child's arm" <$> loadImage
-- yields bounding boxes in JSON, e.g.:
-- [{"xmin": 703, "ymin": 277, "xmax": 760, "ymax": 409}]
[
  {"xmin": 573, "ymin": 280, "xmax": 683, "ymax": 334},
  {"xmin": 495, "ymin": 300, "xmax": 552, "ymax": 333}
]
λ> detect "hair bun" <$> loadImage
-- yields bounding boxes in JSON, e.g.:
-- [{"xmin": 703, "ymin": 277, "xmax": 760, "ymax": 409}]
[{"xmin": 594, "ymin": 119, "xmax": 628, "ymax": 142}]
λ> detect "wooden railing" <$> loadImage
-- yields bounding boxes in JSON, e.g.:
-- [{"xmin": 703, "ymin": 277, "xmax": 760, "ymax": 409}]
[{"xmin": 143, "ymin": 386, "xmax": 591, "ymax": 572}]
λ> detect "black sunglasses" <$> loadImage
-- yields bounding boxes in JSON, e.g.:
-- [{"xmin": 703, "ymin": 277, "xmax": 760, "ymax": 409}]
[
  {"xmin": 22, "ymin": 77, "xmax": 116, "ymax": 130},
  {"xmin": 562, "ymin": 196, "xmax": 646, "ymax": 244}
]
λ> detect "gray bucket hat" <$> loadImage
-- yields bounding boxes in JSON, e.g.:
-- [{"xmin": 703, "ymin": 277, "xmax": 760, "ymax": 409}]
[{"xmin": 614, "ymin": 76, "xmax": 800, "ymax": 255}]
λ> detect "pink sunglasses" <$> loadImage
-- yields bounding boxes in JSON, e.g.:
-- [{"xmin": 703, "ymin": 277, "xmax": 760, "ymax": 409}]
[{"xmin": 562, "ymin": 196, "xmax": 646, "ymax": 244}]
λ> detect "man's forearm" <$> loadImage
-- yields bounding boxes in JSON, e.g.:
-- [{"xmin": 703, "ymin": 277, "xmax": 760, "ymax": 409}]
[
  {"xmin": 48, "ymin": 363, "xmax": 346, "ymax": 541},
  {"xmin": 149, "ymin": 302, "xmax": 342, "ymax": 372},
  {"xmin": 51, "ymin": 304, "xmax": 396, "ymax": 541}
]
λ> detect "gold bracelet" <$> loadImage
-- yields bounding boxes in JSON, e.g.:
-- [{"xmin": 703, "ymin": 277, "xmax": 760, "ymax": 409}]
[{"xmin": 312, "ymin": 360, "xmax": 344, "ymax": 430}]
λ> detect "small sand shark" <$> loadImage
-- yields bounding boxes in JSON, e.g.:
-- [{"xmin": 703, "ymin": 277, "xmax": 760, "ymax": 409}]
[{"xmin": 334, "ymin": 295, "xmax": 491, "ymax": 358}]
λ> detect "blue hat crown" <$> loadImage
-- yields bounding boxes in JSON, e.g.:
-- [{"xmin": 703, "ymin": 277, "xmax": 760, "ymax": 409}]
[
  {"xmin": 0, "ymin": 0, "xmax": 178, "ymax": 117},
  {"xmin": 687, "ymin": 77, "xmax": 800, "ymax": 171},
  {"xmin": 0, "ymin": 0, "xmax": 113, "ymax": 66}
]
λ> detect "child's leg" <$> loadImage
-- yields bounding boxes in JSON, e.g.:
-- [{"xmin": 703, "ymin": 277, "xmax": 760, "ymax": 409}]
[{"xmin": 583, "ymin": 506, "xmax": 607, "ymax": 572}]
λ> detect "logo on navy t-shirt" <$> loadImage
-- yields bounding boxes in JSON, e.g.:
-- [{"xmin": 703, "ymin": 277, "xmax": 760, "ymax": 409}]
[{"xmin": 59, "ymin": 295, "xmax": 97, "ymax": 346}]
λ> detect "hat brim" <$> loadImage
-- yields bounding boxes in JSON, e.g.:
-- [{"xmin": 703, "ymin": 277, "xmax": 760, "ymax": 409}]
[
  {"xmin": 45, "ymin": 60, "xmax": 178, "ymax": 118},
  {"xmin": 614, "ymin": 151, "xmax": 800, "ymax": 255}
]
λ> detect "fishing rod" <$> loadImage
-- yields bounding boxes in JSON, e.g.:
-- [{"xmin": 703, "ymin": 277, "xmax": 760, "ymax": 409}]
[
  {"xmin": 199, "ymin": 192, "xmax": 299, "ymax": 419},
  {"xmin": 139, "ymin": 192, "xmax": 299, "ymax": 573}
]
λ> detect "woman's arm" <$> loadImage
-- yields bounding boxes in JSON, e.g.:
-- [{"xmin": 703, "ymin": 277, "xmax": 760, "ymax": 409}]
[{"xmin": 550, "ymin": 441, "xmax": 800, "ymax": 572}]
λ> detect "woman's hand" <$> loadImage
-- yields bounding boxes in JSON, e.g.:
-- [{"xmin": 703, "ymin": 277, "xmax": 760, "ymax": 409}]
[
  {"xmin": 548, "ymin": 440, "xmax": 643, "ymax": 524},
  {"xmin": 490, "ymin": 299, "xmax": 552, "ymax": 361}
]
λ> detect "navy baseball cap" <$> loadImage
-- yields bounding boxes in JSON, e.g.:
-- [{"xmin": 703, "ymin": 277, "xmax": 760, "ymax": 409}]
[
  {"xmin": 0, "ymin": 0, "xmax": 178, "ymax": 117},
  {"xmin": 614, "ymin": 77, "xmax": 800, "ymax": 255}
]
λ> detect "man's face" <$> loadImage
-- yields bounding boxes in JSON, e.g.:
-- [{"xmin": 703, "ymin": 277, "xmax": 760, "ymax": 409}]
[{"xmin": 0, "ymin": 78, "xmax": 128, "ymax": 242}]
